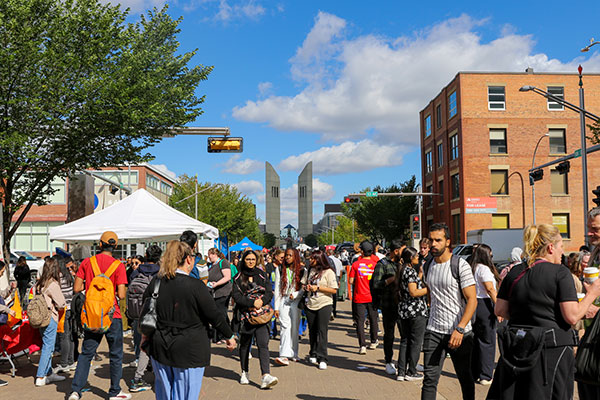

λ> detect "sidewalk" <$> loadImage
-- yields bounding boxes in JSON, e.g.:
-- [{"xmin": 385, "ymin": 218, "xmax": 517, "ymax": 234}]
[{"xmin": 0, "ymin": 300, "xmax": 577, "ymax": 399}]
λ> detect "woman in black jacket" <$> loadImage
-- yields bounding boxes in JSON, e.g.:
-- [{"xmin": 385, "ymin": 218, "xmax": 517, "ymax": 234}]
[
  {"xmin": 14, "ymin": 256, "xmax": 31, "ymax": 303},
  {"xmin": 141, "ymin": 240, "xmax": 236, "ymax": 400},
  {"xmin": 232, "ymin": 249, "xmax": 279, "ymax": 389}
]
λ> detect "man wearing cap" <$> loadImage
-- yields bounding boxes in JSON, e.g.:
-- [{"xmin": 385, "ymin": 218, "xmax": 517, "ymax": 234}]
[
  {"xmin": 349, "ymin": 240, "xmax": 380, "ymax": 354},
  {"xmin": 69, "ymin": 232, "xmax": 130, "ymax": 400}
]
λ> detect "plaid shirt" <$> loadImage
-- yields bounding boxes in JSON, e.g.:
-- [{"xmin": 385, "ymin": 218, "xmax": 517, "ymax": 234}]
[{"xmin": 370, "ymin": 257, "xmax": 399, "ymax": 310}]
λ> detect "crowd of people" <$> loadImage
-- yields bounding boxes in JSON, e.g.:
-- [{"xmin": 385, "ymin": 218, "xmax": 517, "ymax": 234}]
[{"xmin": 1, "ymin": 208, "xmax": 600, "ymax": 400}]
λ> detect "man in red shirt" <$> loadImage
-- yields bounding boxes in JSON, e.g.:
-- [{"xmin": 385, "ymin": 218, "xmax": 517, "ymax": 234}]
[
  {"xmin": 69, "ymin": 231, "xmax": 131, "ymax": 400},
  {"xmin": 349, "ymin": 241, "xmax": 380, "ymax": 354}
]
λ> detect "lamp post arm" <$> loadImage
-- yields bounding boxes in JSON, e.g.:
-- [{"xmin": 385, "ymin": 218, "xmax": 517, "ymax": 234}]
[{"xmin": 530, "ymin": 87, "xmax": 600, "ymax": 122}]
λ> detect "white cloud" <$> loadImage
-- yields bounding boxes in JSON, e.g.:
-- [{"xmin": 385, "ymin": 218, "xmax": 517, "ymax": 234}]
[
  {"xmin": 148, "ymin": 164, "xmax": 177, "ymax": 180},
  {"xmin": 258, "ymin": 82, "xmax": 273, "ymax": 97},
  {"xmin": 233, "ymin": 13, "xmax": 600, "ymax": 145},
  {"xmin": 279, "ymin": 139, "xmax": 407, "ymax": 175},
  {"xmin": 232, "ymin": 180, "xmax": 263, "ymax": 196},
  {"xmin": 214, "ymin": 0, "xmax": 265, "ymax": 22},
  {"xmin": 99, "ymin": 0, "xmax": 165, "ymax": 13},
  {"xmin": 221, "ymin": 154, "xmax": 263, "ymax": 175},
  {"xmin": 280, "ymin": 178, "xmax": 335, "ymax": 210}
]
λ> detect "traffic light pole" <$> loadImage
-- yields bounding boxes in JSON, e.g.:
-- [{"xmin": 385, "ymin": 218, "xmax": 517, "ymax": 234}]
[{"xmin": 579, "ymin": 67, "xmax": 590, "ymax": 241}]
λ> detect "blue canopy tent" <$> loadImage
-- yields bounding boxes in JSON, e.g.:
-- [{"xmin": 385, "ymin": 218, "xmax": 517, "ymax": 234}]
[{"xmin": 229, "ymin": 237, "xmax": 263, "ymax": 251}]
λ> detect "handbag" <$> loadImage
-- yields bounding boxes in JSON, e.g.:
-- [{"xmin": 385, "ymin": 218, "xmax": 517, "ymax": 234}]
[
  {"xmin": 297, "ymin": 267, "xmax": 311, "ymax": 311},
  {"xmin": 246, "ymin": 304, "xmax": 274, "ymax": 325},
  {"xmin": 575, "ymin": 310, "xmax": 600, "ymax": 385},
  {"xmin": 138, "ymin": 278, "xmax": 161, "ymax": 337}
]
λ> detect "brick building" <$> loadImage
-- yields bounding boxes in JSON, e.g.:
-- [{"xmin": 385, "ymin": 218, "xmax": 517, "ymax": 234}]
[
  {"xmin": 11, "ymin": 164, "xmax": 176, "ymax": 257},
  {"xmin": 420, "ymin": 70, "xmax": 600, "ymax": 251}
]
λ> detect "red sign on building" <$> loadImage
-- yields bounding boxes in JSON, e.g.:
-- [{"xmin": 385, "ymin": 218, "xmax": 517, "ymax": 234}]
[{"xmin": 465, "ymin": 197, "xmax": 498, "ymax": 214}]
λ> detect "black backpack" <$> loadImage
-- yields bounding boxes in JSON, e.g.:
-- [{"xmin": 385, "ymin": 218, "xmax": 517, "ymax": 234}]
[
  {"xmin": 423, "ymin": 254, "xmax": 465, "ymax": 302},
  {"xmin": 127, "ymin": 273, "xmax": 154, "ymax": 320}
]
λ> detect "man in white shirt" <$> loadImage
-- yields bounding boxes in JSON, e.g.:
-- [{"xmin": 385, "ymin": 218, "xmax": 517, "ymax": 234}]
[{"xmin": 421, "ymin": 223, "xmax": 477, "ymax": 400}]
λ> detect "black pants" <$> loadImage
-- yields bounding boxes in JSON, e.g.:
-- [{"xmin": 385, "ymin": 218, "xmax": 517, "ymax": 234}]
[
  {"xmin": 381, "ymin": 305, "xmax": 399, "ymax": 363},
  {"xmin": 398, "ymin": 315, "xmax": 427, "ymax": 376},
  {"xmin": 59, "ymin": 310, "xmax": 75, "ymax": 367},
  {"xmin": 239, "ymin": 323, "xmax": 270, "ymax": 375},
  {"xmin": 353, "ymin": 302, "xmax": 378, "ymax": 347},
  {"xmin": 212, "ymin": 296, "xmax": 231, "ymax": 342},
  {"xmin": 422, "ymin": 330, "xmax": 475, "ymax": 400},
  {"xmin": 578, "ymin": 381, "xmax": 600, "ymax": 400},
  {"xmin": 305, "ymin": 305, "xmax": 332, "ymax": 362},
  {"xmin": 332, "ymin": 291, "xmax": 338, "ymax": 317},
  {"xmin": 472, "ymin": 298, "xmax": 496, "ymax": 381}
]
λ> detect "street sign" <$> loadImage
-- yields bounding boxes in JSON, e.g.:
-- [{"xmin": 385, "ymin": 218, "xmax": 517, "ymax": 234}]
[
  {"xmin": 365, "ymin": 191, "xmax": 378, "ymax": 197},
  {"xmin": 574, "ymin": 149, "xmax": 582, "ymax": 158}
]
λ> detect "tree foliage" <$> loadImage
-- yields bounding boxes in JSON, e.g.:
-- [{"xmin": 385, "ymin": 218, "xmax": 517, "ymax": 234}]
[
  {"xmin": 304, "ymin": 234, "xmax": 318, "ymax": 248},
  {"xmin": 342, "ymin": 176, "xmax": 419, "ymax": 244},
  {"xmin": 261, "ymin": 232, "xmax": 276, "ymax": 249},
  {"xmin": 169, "ymin": 175, "xmax": 260, "ymax": 244},
  {"xmin": 317, "ymin": 215, "xmax": 367, "ymax": 246},
  {"xmin": 0, "ymin": 0, "xmax": 211, "ymax": 257}
]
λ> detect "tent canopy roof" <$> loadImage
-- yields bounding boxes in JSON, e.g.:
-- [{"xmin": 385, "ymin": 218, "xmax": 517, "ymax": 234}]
[
  {"xmin": 49, "ymin": 189, "xmax": 218, "ymax": 244},
  {"xmin": 229, "ymin": 237, "xmax": 262, "ymax": 251}
]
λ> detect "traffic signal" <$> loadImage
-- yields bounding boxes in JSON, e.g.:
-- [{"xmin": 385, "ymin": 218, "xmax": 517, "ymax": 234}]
[
  {"xmin": 207, "ymin": 137, "xmax": 243, "ymax": 153},
  {"xmin": 410, "ymin": 214, "xmax": 420, "ymax": 232},
  {"xmin": 529, "ymin": 169, "xmax": 544, "ymax": 185},
  {"xmin": 556, "ymin": 161, "xmax": 570, "ymax": 175},
  {"xmin": 344, "ymin": 196, "xmax": 360, "ymax": 204},
  {"xmin": 109, "ymin": 185, "xmax": 119, "ymax": 195},
  {"xmin": 593, "ymin": 186, "xmax": 600, "ymax": 206}
]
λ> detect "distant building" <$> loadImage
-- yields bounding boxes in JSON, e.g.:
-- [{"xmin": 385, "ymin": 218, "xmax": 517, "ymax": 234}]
[
  {"xmin": 298, "ymin": 162, "xmax": 313, "ymax": 237},
  {"xmin": 314, "ymin": 203, "xmax": 343, "ymax": 234},
  {"xmin": 265, "ymin": 162, "xmax": 280, "ymax": 236},
  {"xmin": 280, "ymin": 224, "xmax": 298, "ymax": 240}
]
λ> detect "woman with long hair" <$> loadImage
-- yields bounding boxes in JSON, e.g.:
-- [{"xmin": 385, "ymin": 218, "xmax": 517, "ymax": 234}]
[
  {"xmin": 14, "ymin": 256, "xmax": 31, "ymax": 304},
  {"xmin": 232, "ymin": 250, "xmax": 279, "ymax": 389},
  {"xmin": 142, "ymin": 240, "xmax": 236, "ymax": 400},
  {"xmin": 34, "ymin": 256, "xmax": 66, "ymax": 386},
  {"xmin": 488, "ymin": 225, "xmax": 600, "ymax": 399},
  {"xmin": 274, "ymin": 248, "xmax": 303, "ymax": 366},
  {"xmin": 395, "ymin": 247, "xmax": 428, "ymax": 381},
  {"xmin": 468, "ymin": 244, "xmax": 499, "ymax": 386},
  {"xmin": 301, "ymin": 249, "xmax": 338, "ymax": 370},
  {"xmin": 54, "ymin": 256, "xmax": 76, "ymax": 373}
]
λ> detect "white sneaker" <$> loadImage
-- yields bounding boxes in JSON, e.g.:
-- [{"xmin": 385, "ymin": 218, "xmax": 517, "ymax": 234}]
[
  {"xmin": 359, "ymin": 346, "xmax": 367, "ymax": 355},
  {"xmin": 248, "ymin": 352, "xmax": 253, "ymax": 359},
  {"xmin": 46, "ymin": 373, "xmax": 66, "ymax": 383},
  {"xmin": 318, "ymin": 361, "xmax": 327, "ymax": 370},
  {"xmin": 396, "ymin": 374, "xmax": 405, "ymax": 381},
  {"xmin": 309, "ymin": 357, "xmax": 318, "ymax": 365},
  {"xmin": 479, "ymin": 379, "xmax": 492, "ymax": 386},
  {"xmin": 35, "ymin": 377, "xmax": 46, "ymax": 386},
  {"xmin": 260, "ymin": 374, "xmax": 278, "ymax": 389},
  {"xmin": 240, "ymin": 371, "xmax": 249, "ymax": 385},
  {"xmin": 108, "ymin": 391, "xmax": 132, "ymax": 400},
  {"xmin": 368, "ymin": 340, "xmax": 379, "ymax": 350},
  {"xmin": 385, "ymin": 363, "xmax": 397, "ymax": 375},
  {"xmin": 68, "ymin": 392, "xmax": 81, "ymax": 400}
]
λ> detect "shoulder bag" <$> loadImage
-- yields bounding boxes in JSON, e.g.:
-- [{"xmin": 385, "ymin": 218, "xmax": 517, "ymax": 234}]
[{"xmin": 138, "ymin": 278, "xmax": 161, "ymax": 337}]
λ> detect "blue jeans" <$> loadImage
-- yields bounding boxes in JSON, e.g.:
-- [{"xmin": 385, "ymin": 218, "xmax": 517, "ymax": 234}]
[
  {"xmin": 37, "ymin": 318, "xmax": 58, "ymax": 377},
  {"xmin": 71, "ymin": 318, "xmax": 123, "ymax": 397},
  {"xmin": 151, "ymin": 358, "xmax": 204, "ymax": 400}
]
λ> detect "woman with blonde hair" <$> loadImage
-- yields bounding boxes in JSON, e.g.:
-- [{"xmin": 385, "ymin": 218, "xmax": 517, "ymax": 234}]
[
  {"xmin": 487, "ymin": 224, "xmax": 600, "ymax": 400},
  {"xmin": 142, "ymin": 240, "xmax": 236, "ymax": 400}
]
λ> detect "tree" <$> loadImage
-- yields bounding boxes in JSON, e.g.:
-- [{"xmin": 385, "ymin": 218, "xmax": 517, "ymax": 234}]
[
  {"xmin": 304, "ymin": 234, "xmax": 318, "ymax": 248},
  {"xmin": 0, "ymin": 0, "xmax": 211, "ymax": 259},
  {"xmin": 343, "ymin": 176, "xmax": 419, "ymax": 244},
  {"xmin": 262, "ymin": 233, "xmax": 276, "ymax": 249},
  {"xmin": 317, "ymin": 215, "xmax": 367, "ymax": 246},
  {"xmin": 169, "ymin": 175, "xmax": 260, "ymax": 244}
]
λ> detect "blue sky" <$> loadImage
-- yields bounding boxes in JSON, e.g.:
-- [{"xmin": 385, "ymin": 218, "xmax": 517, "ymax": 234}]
[{"xmin": 109, "ymin": 0, "xmax": 600, "ymax": 228}]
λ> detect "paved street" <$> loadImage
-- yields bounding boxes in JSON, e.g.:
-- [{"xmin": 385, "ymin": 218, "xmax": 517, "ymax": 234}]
[{"xmin": 0, "ymin": 300, "xmax": 579, "ymax": 400}]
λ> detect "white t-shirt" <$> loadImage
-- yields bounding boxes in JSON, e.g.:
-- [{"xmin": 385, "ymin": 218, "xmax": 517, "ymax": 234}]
[
  {"xmin": 329, "ymin": 256, "xmax": 343, "ymax": 277},
  {"xmin": 474, "ymin": 264, "xmax": 496, "ymax": 299}
]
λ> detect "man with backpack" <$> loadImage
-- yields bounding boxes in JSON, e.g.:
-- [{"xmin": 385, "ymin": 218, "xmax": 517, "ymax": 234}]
[
  {"xmin": 69, "ymin": 231, "xmax": 130, "ymax": 400},
  {"xmin": 126, "ymin": 245, "xmax": 162, "ymax": 393},
  {"xmin": 420, "ymin": 223, "xmax": 477, "ymax": 400}
]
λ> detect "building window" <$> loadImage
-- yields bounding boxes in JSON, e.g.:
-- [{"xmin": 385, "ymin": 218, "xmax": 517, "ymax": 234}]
[
  {"xmin": 450, "ymin": 134, "xmax": 459, "ymax": 160},
  {"xmin": 552, "ymin": 213, "xmax": 570, "ymax": 239},
  {"xmin": 491, "ymin": 170, "xmax": 508, "ymax": 195},
  {"xmin": 492, "ymin": 214, "xmax": 510, "ymax": 229},
  {"xmin": 549, "ymin": 129, "xmax": 566, "ymax": 154},
  {"xmin": 272, "ymin": 186, "xmax": 279, "ymax": 198},
  {"xmin": 448, "ymin": 91, "xmax": 457, "ymax": 118},
  {"xmin": 437, "ymin": 143, "xmax": 443, "ymax": 167},
  {"xmin": 488, "ymin": 86, "xmax": 506, "ymax": 110},
  {"xmin": 94, "ymin": 170, "xmax": 138, "ymax": 186},
  {"xmin": 426, "ymin": 184, "xmax": 433, "ymax": 207},
  {"xmin": 426, "ymin": 151, "xmax": 433, "ymax": 173},
  {"xmin": 299, "ymin": 186, "xmax": 306, "ymax": 199},
  {"xmin": 452, "ymin": 214, "xmax": 461, "ymax": 244},
  {"xmin": 146, "ymin": 174, "xmax": 160, "ymax": 190},
  {"xmin": 436, "ymin": 105, "xmax": 442, "ymax": 129},
  {"xmin": 490, "ymin": 128, "xmax": 507, "ymax": 154},
  {"xmin": 451, "ymin": 173, "xmax": 460, "ymax": 200},
  {"xmin": 547, "ymin": 86, "xmax": 564, "ymax": 110},
  {"xmin": 160, "ymin": 182, "xmax": 172, "ymax": 195},
  {"xmin": 11, "ymin": 222, "xmax": 63, "ymax": 252},
  {"xmin": 48, "ymin": 178, "xmax": 66, "ymax": 204},
  {"xmin": 425, "ymin": 115, "xmax": 432, "ymax": 137},
  {"xmin": 551, "ymin": 170, "xmax": 568, "ymax": 195},
  {"xmin": 438, "ymin": 180, "xmax": 444, "ymax": 204}
]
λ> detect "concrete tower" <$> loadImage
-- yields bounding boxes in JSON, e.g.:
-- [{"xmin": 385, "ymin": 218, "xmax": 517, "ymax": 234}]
[
  {"xmin": 297, "ymin": 162, "xmax": 313, "ymax": 237},
  {"xmin": 265, "ymin": 162, "xmax": 280, "ymax": 236}
]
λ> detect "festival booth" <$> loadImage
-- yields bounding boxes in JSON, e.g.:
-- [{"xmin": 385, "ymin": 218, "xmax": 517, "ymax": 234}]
[{"xmin": 229, "ymin": 237, "xmax": 263, "ymax": 252}]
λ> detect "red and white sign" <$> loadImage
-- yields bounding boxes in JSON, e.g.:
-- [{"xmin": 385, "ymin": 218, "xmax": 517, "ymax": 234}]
[{"xmin": 465, "ymin": 197, "xmax": 498, "ymax": 214}]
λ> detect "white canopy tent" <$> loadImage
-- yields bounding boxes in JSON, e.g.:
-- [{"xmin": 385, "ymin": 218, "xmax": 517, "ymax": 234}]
[{"xmin": 49, "ymin": 188, "xmax": 219, "ymax": 245}]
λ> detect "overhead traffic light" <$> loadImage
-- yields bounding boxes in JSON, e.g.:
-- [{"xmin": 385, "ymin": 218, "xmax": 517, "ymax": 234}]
[
  {"xmin": 344, "ymin": 196, "xmax": 360, "ymax": 204},
  {"xmin": 207, "ymin": 137, "xmax": 243, "ymax": 153},
  {"xmin": 593, "ymin": 186, "xmax": 600, "ymax": 206},
  {"xmin": 556, "ymin": 161, "xmax": 570, "ymax": 175},
  {"xmin": 529, "ymin": 169, "xmax": 544, "ymax": 185},
  {"xmin": 109, "ymin": 185, "xmax": 119, "ymax": 195}
]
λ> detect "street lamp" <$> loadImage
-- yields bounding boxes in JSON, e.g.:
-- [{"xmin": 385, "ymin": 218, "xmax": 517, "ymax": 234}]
[
  {"xmin": 530, "ymin": 133, "xmax": 549, "ymax": 225},
  {"xmin": 175, "ymin": 181, "xmax": 223, "ymax": 220},
  {"xmin": 581, "ymin": 38, "xmax": 600, "ymax": 53}
]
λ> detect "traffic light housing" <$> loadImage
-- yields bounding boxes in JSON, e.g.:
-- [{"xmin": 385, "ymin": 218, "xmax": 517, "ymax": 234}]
[
  {"xmin": 410, "ymin": 214, "xmax": 420, "ymax": 234},
  {"xmin": 556, "ymin": 161, "xmax": 570, "ymax": 175},
  {"xmin": 529, "ymin": 169, "xmax": 544, "ymax": 185},
  {"xmin": 109, "ymin": 185, "xmax": 119, "ymax": 195},
  {"xmin": 344, "ymin": 196, "xmax": 360, "ymax": 204},
  {"xmin": 207, "ymin": 137, "xmax": 243, "ymax": 153},
  {"xmin": 593, "ymin": 186, "xmax": 600, "ymax": 207}
]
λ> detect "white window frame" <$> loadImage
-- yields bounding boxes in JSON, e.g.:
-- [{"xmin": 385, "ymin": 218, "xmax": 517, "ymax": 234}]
[
  {"xmin": 488, "ymin": 86, "xmax": 506, "ymax": 110},
  {"xmin": 425, "ymin": 151, "xmax": 433, "ymax": 173},
  {"xmin": 547, "ymin": 86, "xmax": 564, "ymax": 111}
]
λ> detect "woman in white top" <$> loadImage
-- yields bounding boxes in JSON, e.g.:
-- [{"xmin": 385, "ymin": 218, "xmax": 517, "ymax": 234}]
[{"xmin": 468, "ymin": 244, "xmax": 499, "ymax": 386}]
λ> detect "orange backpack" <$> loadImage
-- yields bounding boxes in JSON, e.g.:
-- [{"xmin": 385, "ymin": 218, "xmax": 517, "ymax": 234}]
[{"xmin": 81, "ymin": 256, "xmax": 121, "ymax": 333}]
